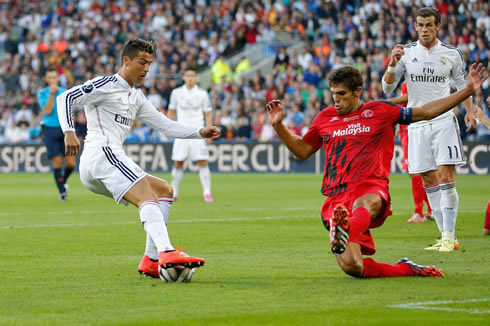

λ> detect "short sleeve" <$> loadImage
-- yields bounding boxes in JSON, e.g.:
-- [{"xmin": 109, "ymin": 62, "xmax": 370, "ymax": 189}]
[
  {"xmin": 378, "ymin": 101, "xmax": 412, "ymax": 125},
  {"xmin": 302, "ymin": 116, "xmax": 323, "ymax": 150}
]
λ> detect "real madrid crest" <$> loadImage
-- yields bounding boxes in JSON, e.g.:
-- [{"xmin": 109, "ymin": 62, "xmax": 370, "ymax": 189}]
[{"xmin": 440, "ymin": 56, "xmax": 446, "ymax": 65}]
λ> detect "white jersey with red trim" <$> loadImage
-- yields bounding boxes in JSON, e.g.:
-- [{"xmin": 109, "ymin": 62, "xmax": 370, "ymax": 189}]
[
  {"xmin": 382, "ymin": 40, "xmax": 467, "ymax": 126},
  {"xmin": 57, "ymin": 73, "xmax": 202, "ymax": 148},
  {"xmin": 168, "ymin": 84, "xmax": 212, "ymax": 127}
]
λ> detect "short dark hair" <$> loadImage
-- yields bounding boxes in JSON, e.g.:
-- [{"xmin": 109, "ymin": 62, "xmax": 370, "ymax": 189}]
[
  {"xmin": 327, "ymin": 66, "xmax": 363, "ymax": 92},
  {"xmin": 416, "ymin": 7, "xmax": 441, "ymax": 25},
  {"xmin": 121, "ymin": 39, "xmax": 156, "ymax": 63},
  {"xmin": 45, "ymin": 66, "xmax": 57, "ymax": 75},
  {"xmin": 184, "ymin": 66, "xmax": 197, "ymax": 73}
]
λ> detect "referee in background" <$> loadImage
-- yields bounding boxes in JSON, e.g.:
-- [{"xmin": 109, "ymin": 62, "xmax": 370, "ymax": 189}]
[{"xmin": 37, "ymin": 66, "xmax": 76, "ymax": 201}]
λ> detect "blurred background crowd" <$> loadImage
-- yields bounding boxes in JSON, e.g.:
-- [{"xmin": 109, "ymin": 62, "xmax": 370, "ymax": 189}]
[{"xmin": 0, "ymin": 0, "xmax": 489, "ymax": 145}]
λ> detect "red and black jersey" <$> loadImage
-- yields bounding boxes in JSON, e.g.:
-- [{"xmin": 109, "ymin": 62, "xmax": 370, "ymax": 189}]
[{"xmin": 303, "ymin": 101, "xmax": 412, "ymax": 197}]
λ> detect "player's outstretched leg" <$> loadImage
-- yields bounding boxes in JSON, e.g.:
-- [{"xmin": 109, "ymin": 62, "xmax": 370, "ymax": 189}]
[
  {"xmin": 159, "ymin": 247, "xmax": 205, "ymax": 269},
  {"xmin": 330, "ymin": 203, "xmax": 350, "ymax": 254},
  {"xmin": 396, "ymin": 258, "xmax": 444, "ymax": 277},
  {"xmin": 138, "ymin": 255, "xmax": 159, "ymax": 278}
]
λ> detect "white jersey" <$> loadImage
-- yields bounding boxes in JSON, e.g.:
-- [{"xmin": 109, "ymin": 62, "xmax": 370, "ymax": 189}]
[
  {"xmin": 168, "ymin": 85, "xmax": 212, "ymax": 127},
  {"xmin": 382, "ymin": 40, "xmax": 467, "ymax": 126},
  {"xmin": 57, "ymin": 73, "xmax": 202, "ymax": 148}
]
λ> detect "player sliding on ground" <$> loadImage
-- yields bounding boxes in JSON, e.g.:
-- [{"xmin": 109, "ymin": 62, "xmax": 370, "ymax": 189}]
[
  {"xmin": 56, "ymin": 39, "xmax": 220, "ymax": 279},
  {"xmin": 266, "ymin": 64, "xmax": 487, "ymax": 278}
]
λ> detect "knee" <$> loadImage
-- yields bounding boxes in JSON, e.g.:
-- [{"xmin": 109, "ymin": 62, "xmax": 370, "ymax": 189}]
[
  {"xmin": 155, "ymin": 181, "xmax": 173, "ymax": 198},
  {"xmin": 338, "ymin": 258, "xmax": 364, "ymax": 278}
]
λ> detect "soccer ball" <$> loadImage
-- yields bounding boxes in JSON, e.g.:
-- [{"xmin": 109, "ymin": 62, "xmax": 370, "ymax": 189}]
[{"xmin": 158, "ymin": 265, "xmax": 195, "ymax": 283}]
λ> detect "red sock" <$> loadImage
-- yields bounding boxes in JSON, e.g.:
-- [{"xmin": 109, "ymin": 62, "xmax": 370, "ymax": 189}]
[
  {"xmin": 362, "ymin": 257, "xmax": 413, "ymax": 278},
  {"xmin": 485, "ymin": 201, "xmax": 490, "ymax": 230},
  {"xmin": 411, "ymin": 175, "xmax": 425, "ymax": 215},
  {"xmin": 349, "ymin": 207, "xmax": 371, "ymax": 241}
]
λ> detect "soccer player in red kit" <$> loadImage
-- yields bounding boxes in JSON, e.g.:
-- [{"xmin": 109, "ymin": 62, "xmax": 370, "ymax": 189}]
[{"xmin": 266, "ymin": 64, "xmax": 486, "ymax": 278}]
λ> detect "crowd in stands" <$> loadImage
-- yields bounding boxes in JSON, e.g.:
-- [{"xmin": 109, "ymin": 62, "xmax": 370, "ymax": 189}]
[{"xmin": 0, "ymin": 0, "xmax": 489, "ymax": 145}]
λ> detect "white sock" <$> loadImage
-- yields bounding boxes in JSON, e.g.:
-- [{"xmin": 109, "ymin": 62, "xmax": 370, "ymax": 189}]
[
  {"xmin": 144, "ymin": 234, "xmax": 158, "ymax": 260},
  {"xmin": 158, "ymin": 197, "xmax": 173, "ymax": 224},
  {"xmin": 139, "ymin": 201, "xmax": 173, "ymax": 252},
  {"xmin": 171, "ymin": 167, "xmax": 183, "ymax": 197},
  {"xmin": 425, "ymin": 185, "xmax": 443, "ymax": 234},
  {"xmin": 199, "ymin": 165, "xmax": 211, "ymax": 195},
  {"xmin": 440, "ymin": 182, "xmax": 459, "ymax": 240}
]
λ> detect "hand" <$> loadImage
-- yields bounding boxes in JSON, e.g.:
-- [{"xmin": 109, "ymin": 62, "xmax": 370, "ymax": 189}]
[
  {"xmin": 473, "ymin": 106, "xmax": 485, "ymax": 120},
  {"xmin": 265, "ymin": 99, "xmax": 285, "ymax": 126},
  {"xmin": 49, "ymin": 85, "xmax": 58, "ymax": 95},
  {"xmin": 200, "ymin": 126, "xmax": 221, "ymax": 140},
  {"xmin": 64, "ymin": 131, "xmax": 80, "ymax": 156},
  {"xmin": 389, "ymin": 44, "xmax": 405, "ymax": 66},
  {"xmin": 465, "ymin": 63, "xmax": 488, "ymax": 93},
  {"xmin": 464, "ymin": 112, "xmax": 477, "ymax": 132}
]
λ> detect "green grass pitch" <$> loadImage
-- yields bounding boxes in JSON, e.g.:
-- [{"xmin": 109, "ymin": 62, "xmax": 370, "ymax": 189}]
[{"xmin": 0, "ymin": 173, "xmax": 489, "ymax": 325}]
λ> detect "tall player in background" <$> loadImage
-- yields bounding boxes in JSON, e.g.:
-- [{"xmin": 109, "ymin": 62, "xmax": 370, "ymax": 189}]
[
  {"xmin": 266, "ymin": 64, "xmax": 486, "ymax": 278},
  {"xmin": 168, "ymin": 67, "xmax": 214, "ymax": 203},
  {"xmin": 391, "ymin": 82, "xmax": 432, "ymax": 223},
  {"xmin": 56, "ymin": 39, "xmax": 220, "ymax": 278},
  {"xmin": 37, "ymin": 66, "xmax": 75, "ymax": 202},
  {"xmin": 382, "ymin": 7, "xmax": 476, "ymax": 252}
]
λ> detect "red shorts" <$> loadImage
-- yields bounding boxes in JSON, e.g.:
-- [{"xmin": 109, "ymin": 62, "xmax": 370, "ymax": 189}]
[
  {"xmin": 320, "ymin": 182, "xmax": 392, "ymax": 256},
  {"xmin": 400, "ymin": 125, "xmax": 408, "ymax": 171}
]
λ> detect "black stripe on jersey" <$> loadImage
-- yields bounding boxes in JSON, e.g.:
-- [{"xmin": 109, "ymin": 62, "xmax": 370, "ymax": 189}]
[
  {"xmin": 440, "ymin": 42, "xmax": 464, "ymax": 62},
  {"xmin": 95, "ymin": 76, "xmax": 117, "ymax": 89},
  {"xmin": 379, "ymin": 100, "xmax": 399, "ymax": 107},
  {"xmin": 93, "ymin": 76, "xmax": 108, "ymax": 87},
  {"xmin": 64, "ymin": 89, "xmax": 83, "ymax": 128},
  {"xmin": 102, "ymin": 147, "xmax": 138, "ymax": 182},
  {"xmin": 104, "ymin": 146, "xmax": 139, "ymax": 181},
  {"xmin": 92, "ymin": 76, "xmax": 108, "ymax": 86},
  {"xmin": 404, "ymin": 41, "xmax": 417, "ymax": 48}
]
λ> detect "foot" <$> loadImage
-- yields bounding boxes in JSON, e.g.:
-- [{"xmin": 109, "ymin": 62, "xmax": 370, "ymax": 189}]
[
  {"xmin": 397, "ymin": 258, "xmax": 444, "ymax": 277},
  {"xmin": 424, "ymin": 212, "xmax": 433, "ymax": 221},
  {"xmin": 330, "ymin": 203, "xmax": 350, "ymax": 254},
  {"xmin": 59, "ymin": 192, "xmax": 67, "ymax": 202},
  {"xmin": 138, "ymin": 255, "xmax": 159, "ymax": 278},
  {"xmin": 204, "ymin": 194, "xmax": 213, "ymax": 202},
  {"xmin": 424, "ymin": 238, "xmax": 441, "ymax": 251},
  {"xmin": 439, "ymin": 237, "xmax": 455, "ymax": 252},
  {"xmin": 407, "ymin": 213, "xmax": 425, "ymax": 223},
  {"xmin": 158, "ymin": 249, "xmax": 205, "ymax": 269}
]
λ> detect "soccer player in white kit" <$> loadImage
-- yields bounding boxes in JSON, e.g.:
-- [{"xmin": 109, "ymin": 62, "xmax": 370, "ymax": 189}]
[
  {"xmin": 57, "ymin": 39, "xmax": 220, "ymax": 279},
  {"xmin": 167, "ymin": 67, "xmax": 214, "ymax": 202},
  {"xmin": 382, "ymin": 8, "xmax": 477, "ymax": 252}
]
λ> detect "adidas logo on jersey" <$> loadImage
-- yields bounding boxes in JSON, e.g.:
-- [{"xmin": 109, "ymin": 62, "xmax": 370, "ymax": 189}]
[{"xmin": 412, "ymin": 58, "xmax": 418, "ymax": 62}]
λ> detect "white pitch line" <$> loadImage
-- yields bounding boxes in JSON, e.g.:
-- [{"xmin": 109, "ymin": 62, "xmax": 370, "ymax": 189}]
[
  {"xmin": 387, "ymin": 298, "xmax": 490, "ymax": 314},
  {"xmin": 0, "ymin": 215, "xmax": 315, "ymax": 230}
]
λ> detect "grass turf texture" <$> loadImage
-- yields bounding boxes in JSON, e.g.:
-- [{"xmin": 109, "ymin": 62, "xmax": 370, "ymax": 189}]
[{"xmin": 0, "ymin": 173, "xmax": 489, "ymax": 325}]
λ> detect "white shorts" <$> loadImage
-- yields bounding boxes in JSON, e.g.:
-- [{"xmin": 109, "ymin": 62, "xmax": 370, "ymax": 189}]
[
  {"xmin": 171, "ymin": 138, "xmax": 209, "ymax": 162},
  {"xmin": 79, "ymin": 146, "xmax": 147, "ymax": 205},
  {"xmin": 407, "ymin": 116, "xmax": 466, "ymax": 174}
]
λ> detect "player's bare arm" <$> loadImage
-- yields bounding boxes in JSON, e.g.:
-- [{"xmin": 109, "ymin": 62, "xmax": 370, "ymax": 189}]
[
  {"xmin": 199, "ymin": 126, "xmax": 221, "ymax": 140},
  {"xmin": 462, "ymin": 97, "xmax": 477, "ymax": 132},
  {"xmin": 387, "ymin": 93, "xmax": 408, "ymax": 105},
  {"xmin": 205, "ymin": 111, "xmax": 213, "ymax": 144},
  {"xmin": 266, "ymin": 99, "xmax": 316, "ymax": 160},
  {"xmin": 411, "ymin": 63, "xmax": 487, "ymax": 122},
  {"xmin": 474, "ymin": 106, "xmax": 490, "ymax": 129},
  {"xmin": 383, "ymin": 44, "xmax": 404, "ymax": 84},
  {"xmin": 64, "ymin": 131, "xmax": 80, "ymax": 156},
  {"xmin": 167, "ymin": 109, "xmax": 176, "ymax": 121}
]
